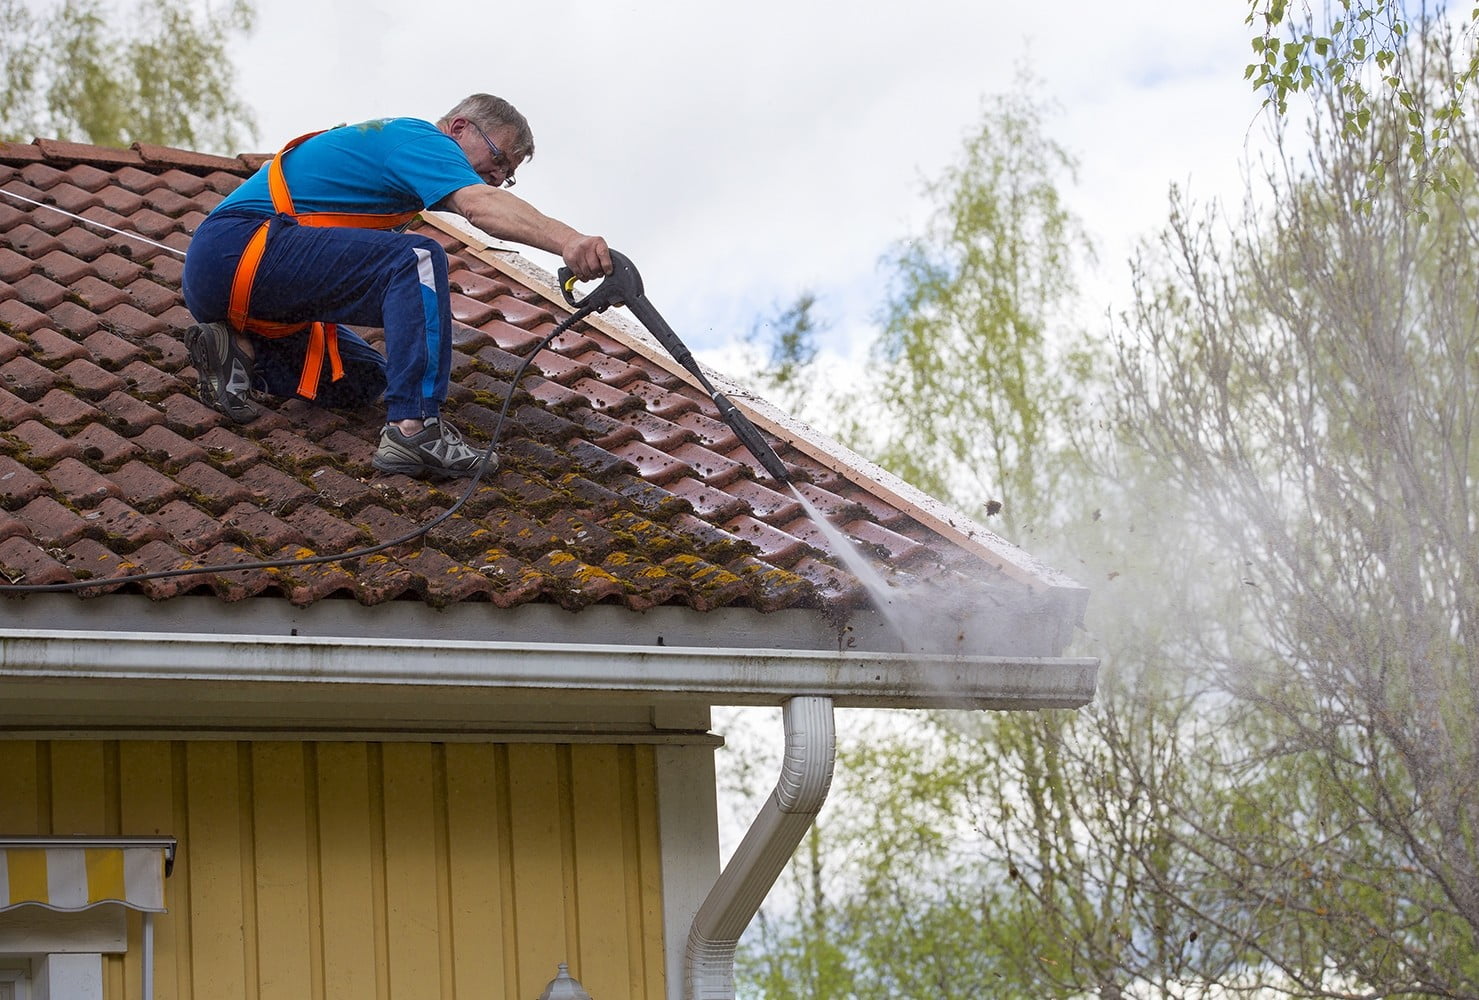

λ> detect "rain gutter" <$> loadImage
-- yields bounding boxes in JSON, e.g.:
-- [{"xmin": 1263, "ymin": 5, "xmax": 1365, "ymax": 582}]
[{"xmin": 0, "ymin": 629, "xmax": 1097, "ymax": 710}]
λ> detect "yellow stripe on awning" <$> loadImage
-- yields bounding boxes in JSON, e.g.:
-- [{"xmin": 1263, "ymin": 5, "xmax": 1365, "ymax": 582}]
[
  {"xmin": 0, "ymin": 839, "xmax": 172, "ymax": 913},
  {"xmin": 85, "ymin": 847, "xmax": 126, "ymax": 902},
  {"xmin": 3, "ymin": 849, "xmax": 50, "ymax": 909}
]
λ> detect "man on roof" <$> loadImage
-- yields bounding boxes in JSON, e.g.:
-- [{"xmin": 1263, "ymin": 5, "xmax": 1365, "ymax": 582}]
[{"xmin": 181, "ymin": 93, "xmax": 612, "ymax": 480}]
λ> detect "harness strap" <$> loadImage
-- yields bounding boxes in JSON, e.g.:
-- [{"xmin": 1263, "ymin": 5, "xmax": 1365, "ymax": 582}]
[{"xmin": 227, "ymin": 128, "xmax": 419, "ymax": 400}]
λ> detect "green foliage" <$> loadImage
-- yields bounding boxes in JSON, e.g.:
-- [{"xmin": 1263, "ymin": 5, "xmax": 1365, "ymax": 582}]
[
  {"xmin": 743, "ymin": 291, "xmax": 826, "ymax": 418},
  {"xmin": 1245, "ymin": 1, "xmax": 1478, "ymax": 203},
  {"xmin": 0, "ymin": 1, "xmax": 43, "ymax": 139},
  {"xmin": 867, "ymin": 79, "xmax": 1090, "ymax": 529},
  {"xmin": 0, "ymin": 0, "xmax": 256, "ymax": 152},
  {"xmin": 736, "ymin": 15, "xmax": 1479, "ymax": 1000},
  {"xmin": 1108, "ymin": 21, "xmax": 1479, "ymax": 989}
]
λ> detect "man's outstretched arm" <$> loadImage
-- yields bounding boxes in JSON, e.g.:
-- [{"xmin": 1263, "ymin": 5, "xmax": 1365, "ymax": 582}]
[{"xmin": 444, "ymin": 184, "xmax": 612, "ymax": 280}]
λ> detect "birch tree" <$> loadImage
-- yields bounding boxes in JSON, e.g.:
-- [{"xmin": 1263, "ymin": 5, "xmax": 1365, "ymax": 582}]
[
  {"xmin": 1110, "ymin": 19, "xmax": 1479, "ymax": 989},
  {"xmin": 738, "ymin": 13, "xmax": 1479, "ymax": 999},
  {"xmin": 0, "ymin": 0, "xmax": 257, "ymax": 152}
]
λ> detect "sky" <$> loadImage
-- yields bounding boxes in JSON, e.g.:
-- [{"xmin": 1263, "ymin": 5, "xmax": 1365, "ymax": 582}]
[{"xmin": 224, "ymin": 0, "xmax": 1272, "ymax": 372}]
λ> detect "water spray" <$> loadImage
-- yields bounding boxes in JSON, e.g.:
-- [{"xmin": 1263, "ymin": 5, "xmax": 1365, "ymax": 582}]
[{"xmin": 560, "ymin": 252, "xmax": 935, "ymax": 644}]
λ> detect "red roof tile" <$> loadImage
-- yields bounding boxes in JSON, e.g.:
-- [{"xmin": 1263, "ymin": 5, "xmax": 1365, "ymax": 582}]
[
  {"xmin": 0, "ymin": 462, "xmax": 48, "ymax": 512},
  {"xmin": 0, "ymin": 139, "xmax": 1078, "ymax": 635}
]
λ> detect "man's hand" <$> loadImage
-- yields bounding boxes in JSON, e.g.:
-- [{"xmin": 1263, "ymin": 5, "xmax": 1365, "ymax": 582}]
[{"xmin": 562, "ymin": 235, "xmax": 612, "ymax": 281}]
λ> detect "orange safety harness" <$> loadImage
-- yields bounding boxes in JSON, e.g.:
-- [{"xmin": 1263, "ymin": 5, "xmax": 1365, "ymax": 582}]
[{"xmin": 226, "ymin": 130, "xmax": 421, "ymax": 400}]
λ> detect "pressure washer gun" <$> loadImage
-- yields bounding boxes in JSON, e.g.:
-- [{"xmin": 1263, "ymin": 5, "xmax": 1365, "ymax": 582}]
[{"xmin": 558, "ymin": 250, "xmax": 793, "ymax": 485}]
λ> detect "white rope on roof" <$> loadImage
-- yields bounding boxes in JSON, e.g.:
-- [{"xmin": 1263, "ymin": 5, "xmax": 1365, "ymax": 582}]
[{"xmin": 0, "ymin": 186, "xmax": 187, "ymax": 257}]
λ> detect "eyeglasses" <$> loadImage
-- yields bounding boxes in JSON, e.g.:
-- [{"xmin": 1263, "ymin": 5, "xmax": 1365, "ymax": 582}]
[{"xmin": 468, "ymin": 120, "xmax": 517, "ymax": 188}]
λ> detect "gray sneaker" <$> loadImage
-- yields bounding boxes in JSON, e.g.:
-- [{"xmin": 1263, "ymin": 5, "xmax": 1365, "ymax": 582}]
[
  {"xmin": 185, "ymin": 322, "xmax": 258, "ymax": 423},
  {"xmin": 372, "ymin": 417, "xmax": 493, "ymax": 480}
]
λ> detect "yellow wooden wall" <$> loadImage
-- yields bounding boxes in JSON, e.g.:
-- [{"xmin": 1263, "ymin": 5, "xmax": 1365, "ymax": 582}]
[{"xmin": 0, "ymin": 740, "xmax": 667, "ymax": 1000}]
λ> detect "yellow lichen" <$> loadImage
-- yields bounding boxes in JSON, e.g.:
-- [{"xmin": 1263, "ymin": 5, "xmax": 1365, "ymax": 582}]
[{"xmin": 573, "ymin": 564, "xmax": 620, "ymax": 585}]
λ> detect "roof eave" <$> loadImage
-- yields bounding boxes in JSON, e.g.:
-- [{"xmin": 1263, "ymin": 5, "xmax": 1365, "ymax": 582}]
[{"xmin": 0, "ymin": 628, "xmax": 1098, "ymax": 712}]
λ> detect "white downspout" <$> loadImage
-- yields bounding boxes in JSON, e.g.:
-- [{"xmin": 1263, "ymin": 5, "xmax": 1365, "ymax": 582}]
[
  {"xmin": 684, "ymin": 695, "xmax": 836, "ymax": 1000},
  {"xmin": 141, "ymin": 912, "xmax": 154, "ymax": 1000}
]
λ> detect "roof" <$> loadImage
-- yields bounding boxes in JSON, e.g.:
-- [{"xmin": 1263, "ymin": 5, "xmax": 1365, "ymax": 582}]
[{"xmin": 0, "ymin": 137, "xmax": 1088, "ymax": 658}]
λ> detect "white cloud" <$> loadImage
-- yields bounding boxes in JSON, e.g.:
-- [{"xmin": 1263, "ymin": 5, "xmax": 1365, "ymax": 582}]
[{"xmin": 232, "ymin": 0, "xmax": 1269, "ymax": 360}]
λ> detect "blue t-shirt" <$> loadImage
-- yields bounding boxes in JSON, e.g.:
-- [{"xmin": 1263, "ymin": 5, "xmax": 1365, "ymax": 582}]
[{"xmin": 214, "ymin": 117, "xmax": 484, "ymax": 218}]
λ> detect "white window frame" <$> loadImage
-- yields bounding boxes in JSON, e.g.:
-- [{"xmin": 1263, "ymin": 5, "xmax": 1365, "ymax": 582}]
[{"xmin": 0, "ymin": 961, "xmax": 34, "ymax": 1000}]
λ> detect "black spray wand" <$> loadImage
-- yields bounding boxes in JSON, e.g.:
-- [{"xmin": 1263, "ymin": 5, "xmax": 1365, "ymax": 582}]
[{"xmin": 558, "ymin": 250, "xmax": 792, "ymax": 484}]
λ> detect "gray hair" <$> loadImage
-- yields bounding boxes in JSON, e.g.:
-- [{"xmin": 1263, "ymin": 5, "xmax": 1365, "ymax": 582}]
[{"xmin": 438, "ymin": 94, "xmax": 535, "ymax": 161}]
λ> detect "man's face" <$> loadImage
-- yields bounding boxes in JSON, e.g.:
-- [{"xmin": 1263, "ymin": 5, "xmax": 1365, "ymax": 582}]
[{"xmin": 458, "ymin": 117, "xmax": 524, "ymax": 189}]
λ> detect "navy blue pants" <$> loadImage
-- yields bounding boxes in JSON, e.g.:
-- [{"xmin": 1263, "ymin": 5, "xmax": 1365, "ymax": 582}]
[{"xmin": 182, "ymin": 210, "xmax": 454, "ymax": 421}]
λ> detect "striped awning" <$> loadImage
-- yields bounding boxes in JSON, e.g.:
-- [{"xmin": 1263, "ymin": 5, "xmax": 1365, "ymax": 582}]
[{"xmin": 0, "ymin": 837, "xmax": 175, "ymax": 913}]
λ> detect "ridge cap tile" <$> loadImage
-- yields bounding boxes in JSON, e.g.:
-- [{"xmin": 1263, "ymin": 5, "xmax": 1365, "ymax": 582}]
[
  {"xmin": 32, "ymin": 139, "xmax": 145, "ymax": 169},
  {"xmin": 0, "ymin": 143, "xmax": 44, "ymax": 165},
  {"xmin": 130, "ymin": 142, "xmax": 252, "ymax": 174}
]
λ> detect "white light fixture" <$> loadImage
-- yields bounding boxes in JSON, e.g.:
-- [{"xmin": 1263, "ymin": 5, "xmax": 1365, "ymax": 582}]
[{"xmin": 536, "ymin": 963, "xmax": 593, "ymax": 1000}]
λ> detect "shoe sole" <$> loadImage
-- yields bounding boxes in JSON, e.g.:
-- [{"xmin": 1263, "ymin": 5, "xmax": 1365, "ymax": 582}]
[
  {"xmin": 185, "ymin": 324, "xmax": 257, "ymax": 424},
  {"xmin": 370, "ymin": 454, "xmax": 484, "ymax": 480},
  {"xmin": 371, "ymin": 443, "xmax": 495, "ymax": 480}
]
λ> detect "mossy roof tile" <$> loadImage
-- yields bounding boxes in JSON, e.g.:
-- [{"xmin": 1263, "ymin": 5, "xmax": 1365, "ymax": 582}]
[{"xmin": 0, "ymin": 137, "xmax": 1049, "ymax": 626}]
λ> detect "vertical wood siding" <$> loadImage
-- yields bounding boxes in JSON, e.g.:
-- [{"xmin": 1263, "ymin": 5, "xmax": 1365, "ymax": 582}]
[{"xmin": 0, "ymin": 740, "xmax": 667, "ymax": 1000}]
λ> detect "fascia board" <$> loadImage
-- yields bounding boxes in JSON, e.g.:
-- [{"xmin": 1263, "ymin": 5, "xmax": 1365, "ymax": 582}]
[{"xmin": 0, "ymin": 629, "xmax": 1097, "ymax": 711}]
